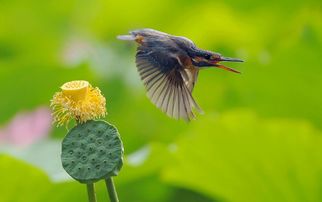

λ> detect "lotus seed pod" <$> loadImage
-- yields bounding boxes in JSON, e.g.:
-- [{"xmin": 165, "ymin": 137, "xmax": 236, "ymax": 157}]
[{"xmin": 61, "ymin": 120, "xmax": 123, "ymax": 183}]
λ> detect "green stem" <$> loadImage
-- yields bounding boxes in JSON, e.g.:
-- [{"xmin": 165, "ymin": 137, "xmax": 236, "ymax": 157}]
[
  {"xmin": 86, "ymin": 183, "xmax": 97, "ymax": 202},
  {"xmin": 105, "ymin": 178, "xmax": 119, "ymax": 202}
]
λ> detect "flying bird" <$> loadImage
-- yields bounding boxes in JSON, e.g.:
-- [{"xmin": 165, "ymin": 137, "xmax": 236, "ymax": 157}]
[{"xmin": 118, "ymin": 28, "xmax": 243, "ymax": 121}]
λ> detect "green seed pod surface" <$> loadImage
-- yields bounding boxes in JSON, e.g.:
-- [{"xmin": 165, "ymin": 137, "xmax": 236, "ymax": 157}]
[{"xmin": 61, "ymin": 120, "xmax": 123, "ymax": 183}]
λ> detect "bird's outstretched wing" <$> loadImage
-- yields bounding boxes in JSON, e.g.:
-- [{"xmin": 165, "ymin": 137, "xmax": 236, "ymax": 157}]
[
  {"xmin": 136, "ymin": 46, "xmax": 202, "ymax": 121},
  {"xmin": 181, "ymin": 67, "xmax": 199, "ymax": 92}
]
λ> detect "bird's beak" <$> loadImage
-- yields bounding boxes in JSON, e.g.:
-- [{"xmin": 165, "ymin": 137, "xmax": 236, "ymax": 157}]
[
  {"xmin": 219, "ymin": 56, "xmax": 244, "ymax": 62},
  {"xmin": 211, "ymin": 56, "xmax": 243, "ymax": 74},
  {"xmin": 214, "ymin": 64, "xmax": 241, "ymax": 73}
]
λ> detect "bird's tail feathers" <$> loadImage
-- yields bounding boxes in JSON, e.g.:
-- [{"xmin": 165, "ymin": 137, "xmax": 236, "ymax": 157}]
[{"xmin": 117, "ymin": 35, "xmax": 136, "ymax": 41}]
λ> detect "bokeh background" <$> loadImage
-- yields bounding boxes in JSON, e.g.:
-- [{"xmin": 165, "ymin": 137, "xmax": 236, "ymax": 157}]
[{"xmin": 1, "ymin": 0, "xmax": 322, "ymax": 201}]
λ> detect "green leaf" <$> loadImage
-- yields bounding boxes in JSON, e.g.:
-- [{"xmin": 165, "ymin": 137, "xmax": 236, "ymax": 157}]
[
  {"xmin": 0, "ymin": 155, "xmax": 52, "ymax": 202},
  {"xmin": 163, "ymin": 110, "xmax": 322, "ymax": 202},
  {"xmin": 0, "ymin": 155, "xmax": 90, "ymax": 202}
]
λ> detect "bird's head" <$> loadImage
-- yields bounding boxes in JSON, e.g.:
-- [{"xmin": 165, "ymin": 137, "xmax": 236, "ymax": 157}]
[{"xmin": 190, "ymin": 50, "xmax": 243, "ymax": 73}]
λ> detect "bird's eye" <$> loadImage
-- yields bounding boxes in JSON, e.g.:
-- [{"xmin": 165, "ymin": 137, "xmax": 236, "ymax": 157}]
[{"xmin": 205, "ymin": 55, "xmax": 211, "ymax": 60}]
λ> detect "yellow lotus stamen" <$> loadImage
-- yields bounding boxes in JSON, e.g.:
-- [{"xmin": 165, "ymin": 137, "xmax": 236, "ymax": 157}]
[{"xmin": 50, "ymin": 80, "xmax": 107, "ymax": 127}]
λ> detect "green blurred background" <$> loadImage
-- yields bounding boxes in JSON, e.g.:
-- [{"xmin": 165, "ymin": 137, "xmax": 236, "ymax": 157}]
[{"xmin": 0, "ymin": 0, "xmax": 322, "ymax": 201}]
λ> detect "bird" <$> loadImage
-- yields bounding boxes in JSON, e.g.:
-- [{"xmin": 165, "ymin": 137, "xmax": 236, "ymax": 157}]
[{"xmin": 117, "ymin": 28, "xmax": 243, "ymax": 121}]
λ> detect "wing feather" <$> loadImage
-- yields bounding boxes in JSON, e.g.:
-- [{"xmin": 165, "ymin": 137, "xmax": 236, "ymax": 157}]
[
  {"xmin": 182, "ymin": 68, "xmax": 199, "ymax": 92},
  {"xmin": 135, "ymin": 46, "xmax": 202, "ymax": 121}
]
